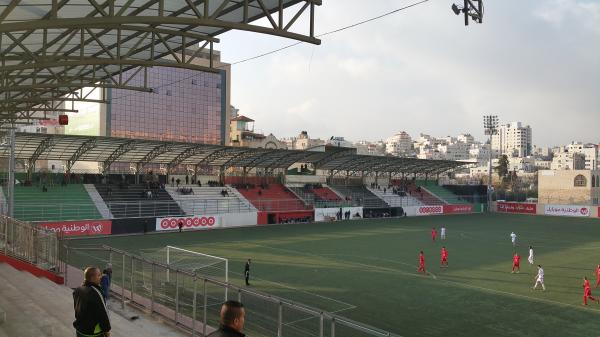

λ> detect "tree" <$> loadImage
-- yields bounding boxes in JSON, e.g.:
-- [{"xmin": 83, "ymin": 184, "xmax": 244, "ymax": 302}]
[{"xmin": 495, "ymin": 155, "xmax": 509, "ymax": 180}]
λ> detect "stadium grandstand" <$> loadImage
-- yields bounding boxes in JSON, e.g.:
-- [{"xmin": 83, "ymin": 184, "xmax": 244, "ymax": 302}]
[{"xmin": 6, "ymin": 1, "xmax": 593, "ymax": 337}]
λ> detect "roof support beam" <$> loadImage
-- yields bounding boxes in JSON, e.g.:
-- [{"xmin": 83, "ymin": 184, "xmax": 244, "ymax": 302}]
[
  {"xmin": 102, "ymin": 140, "xmax": 137, "ymax": 173},
  {"xmin": 67, "ymin": 138, "xmax": 98, "ymax": 172}
]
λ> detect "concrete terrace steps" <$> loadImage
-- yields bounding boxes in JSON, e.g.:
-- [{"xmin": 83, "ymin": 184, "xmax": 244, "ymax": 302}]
[
  {"xmin": 165, "ymin": 185, "xmax": 256, "ymax": 215},
  {"xmin": 84, "ymin": 184, "xmax": 113, "ymax": 219},
  {"xmin": 367, "ymin": 186, "xmax": 423, "ymax": 207},
  {"xmin": 0, "ymin": 264, "xmax": 73, "ymax": 337},
  {"xmin": 0, "ymin": 263, "xmax": 189, "ymax": 337}
]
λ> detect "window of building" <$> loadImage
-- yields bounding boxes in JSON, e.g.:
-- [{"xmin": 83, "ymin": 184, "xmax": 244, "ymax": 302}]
[
  {"xmin": 574, "ymin": 174, "xmax": 587, "ymax": 187},
  {"xmin": 593, "ymin": 175, "xmax": 596, "ymax": 188}
]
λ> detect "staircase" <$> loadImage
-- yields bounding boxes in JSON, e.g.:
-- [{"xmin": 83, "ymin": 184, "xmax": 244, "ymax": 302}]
[
  {"xmin": 83, "ymin": 184, "xmax": 113, "ymax": 219},
  {"xmin": 367, "ymin": 187, "xmax": 423, "ymax": 207},
  {"xmin": 165, "ymin": 186, "xmax": 256, "ymax": 215}
]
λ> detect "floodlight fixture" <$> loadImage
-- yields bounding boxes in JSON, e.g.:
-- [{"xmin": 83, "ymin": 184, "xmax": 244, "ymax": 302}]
[
  {"xmin": 452, "ymin": 4, "xmax": 462, "ymax": 15},
  {"xmin": 453, "ymin": 0, "xmax": 484, "ymax": 26}
]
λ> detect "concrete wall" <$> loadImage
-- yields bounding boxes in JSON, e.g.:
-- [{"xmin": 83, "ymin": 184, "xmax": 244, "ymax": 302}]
[{"xmin": 538, "ymin": 170, "xmax": 600, "ymax": 205}]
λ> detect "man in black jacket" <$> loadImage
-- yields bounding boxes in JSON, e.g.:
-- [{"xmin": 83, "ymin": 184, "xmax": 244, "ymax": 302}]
[
  {"xmin": 244, "ymin": 259, "xmax": 251, "ymax": 286},
  {"xmin": 73, "ymin": 267, "xmax": 111, "ymax": 337},
  {"xmin": 208, "ymin": 300, "xmax": 246, "ymax": 337}
]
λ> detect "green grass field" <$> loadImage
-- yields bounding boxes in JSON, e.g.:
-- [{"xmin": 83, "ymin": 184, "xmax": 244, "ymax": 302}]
[{"xmin": 71, "ymin": 213, "xmax": 600, "ymax": 337}]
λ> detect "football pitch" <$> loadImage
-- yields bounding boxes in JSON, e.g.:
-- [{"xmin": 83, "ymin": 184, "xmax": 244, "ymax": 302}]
[{"xmin": 72, "ymin": 213, "xmax": 600, "ymax": 337}]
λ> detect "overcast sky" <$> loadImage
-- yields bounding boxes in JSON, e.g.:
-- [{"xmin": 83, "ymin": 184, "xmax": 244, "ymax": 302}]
[{"xmin": 217, "ymin": 0, "xmax": 600, "ymax": 148}]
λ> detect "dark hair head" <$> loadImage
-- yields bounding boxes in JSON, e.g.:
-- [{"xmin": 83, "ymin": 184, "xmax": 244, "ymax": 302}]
[
  {"xmin": 221, "ymin": 300, "xmax": 244, "ymax": 326},
  {"xmin": 538, "ymin": 265, "xmax": 542, "ymax": 268},
  {"xmin": 420, "ymin": 250, "xmax": 423, "ymax": 254},
  {"xmin": 84, "ymin": 267, "xmax": 100, "ymax": 283}
]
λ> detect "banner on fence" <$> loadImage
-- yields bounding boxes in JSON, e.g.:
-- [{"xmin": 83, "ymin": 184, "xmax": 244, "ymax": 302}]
[
  {"xmin": 497, "ymin": 202, "xmax": 537, "ymax": 215},
  {"xmin": 156, "ymin": 215, "xmax": 220, "ymax": 231},
  {"xmin": 416, "ymin": 205, "xmax": 444, "ymax": 216},
  {"xmin": 315, "ymin": 207, "xmax": 363, "ymax": 222},
  {"xmin": 38, "ymin": 220, "xmax": 112, "ymax": 236},
  {"xmin": 544, "ymin": 205, "xmax": 590, "ymax": 217},
  {"xmin": 443, "ymin": 204, "xmax": 473, "ymax": 214}
]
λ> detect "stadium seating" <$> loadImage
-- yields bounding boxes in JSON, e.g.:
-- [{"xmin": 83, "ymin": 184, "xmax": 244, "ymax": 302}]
[
  {"xmin": 367, "ymin": 186, "xmax": 423, "ymax": 207},
  {"xmin": 95, "ymin": 184, "xmax": 184, "ymax": 218},
  {"xmin": 0, "ymin": 262, "xmax": 189, "ymax": 337},
  {"xmin": 9, "ymin": 184, "xmax": 102, "ymax": 222},
  {"xmin": 406, "ymin": 183, "xmax": 446, "ymax": 205},
  {"xmin": 287, "ymin": 184, "xmax": 343, "ymax": 207},
  {"xmin": 329, "ymin": 185, "xmax": 389, "ymax": 208},
  {"xmin": 165, "ymin": 186, "xmax": 256, "ymax": 215},
  {"xmin": 236, "ymin": 184, "xmax": 309, "ymax": 211},
  {"xmin": 417, "ymin": 182, "xmax": 470, "ymax": 204}
]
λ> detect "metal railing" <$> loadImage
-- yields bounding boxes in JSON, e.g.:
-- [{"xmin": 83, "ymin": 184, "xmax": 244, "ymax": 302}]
[
  {"xmin": 64, "ymin": 245, "xmax": 398, "ymax": 337},
  {"xmin": 0, "ymin": 215, "xmax": 61, "ymax": 272}
]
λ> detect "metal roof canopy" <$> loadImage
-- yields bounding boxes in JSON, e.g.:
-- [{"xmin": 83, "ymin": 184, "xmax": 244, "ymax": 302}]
[
  {"xmin": 0, "ymin": 133, "xmax": 466, "ymax": 175},
  {"xmin": 0, "ymin": 0, "xmax": 321, "ymax": 122}
]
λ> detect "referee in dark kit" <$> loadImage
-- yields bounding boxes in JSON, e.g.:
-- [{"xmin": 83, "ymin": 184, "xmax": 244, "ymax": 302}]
[{"xmin": 244, "ymin": 258, "xmax": 251, "ymax": 286}]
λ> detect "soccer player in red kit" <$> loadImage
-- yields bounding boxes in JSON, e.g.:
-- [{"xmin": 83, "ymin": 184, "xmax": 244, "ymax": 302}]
[
  {"xmin": 511, "ymin": 253, "xmax": 520, "ymax": 273},
  {"xmin": 595, "ymin": 265, "xmax": 600, "ymax": 288},
  {"xmin": 418, "ymin": 251, "xmax": 426, "ymax": 274},
  {"xmin": 584, "ymin": 276, "xmax": 599, "ymax": 305},
  {"xmin": 440, "ymin": 247, "xmax": 448, "ymax": 267},
  {"xmin": 431, "ymin": 228, "xmax": 437, "ymax": 242}
]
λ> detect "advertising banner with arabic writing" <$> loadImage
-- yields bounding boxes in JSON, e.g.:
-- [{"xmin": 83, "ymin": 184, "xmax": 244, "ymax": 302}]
[
  {"xmin": 497, "ymin": 202, "xmax": 537, "ymax": 214},
  {"xmin": 38, "ymin": 220, "xmax": 112, "ymax": 236},
  {"xmin": 544, "ymin": 205, "xmax": 590, "ymax": 217}
]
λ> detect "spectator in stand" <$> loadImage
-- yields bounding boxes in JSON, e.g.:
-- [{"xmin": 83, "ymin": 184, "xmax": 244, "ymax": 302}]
[
  {"xmin": 208, "ymin": 300, "xmax": 246, "ymax": 337},
  {"xmin": 185, "ymin": 175, "xmax": 189, "ymax": 185},
  {"xmin": 176, "ymin": 178, "xmax": 181, "ymax": 187},
  {"xmin": 73, "ymin": 267, "xmax": 111, "ymax": 337},
  {"xmin": 100, "ymin": 269, "xmax": 110, "ymax": 302},
  {"xmin": 171, "ymin": 177, "xmax": 175, "ymax": 187}
]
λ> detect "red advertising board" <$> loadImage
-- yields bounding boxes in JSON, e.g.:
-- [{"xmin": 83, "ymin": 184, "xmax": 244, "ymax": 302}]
[
  {"xmin": 497, "ymin": 202, "xmax": 537, "ymax": 215},
  {"xmin": 39, "ymin": 220, "xmax": 112, "ymax": 236},
  {"xmin": 443, "ymin": 204, "xmax": 473, "ymax": 214},
  {"xmin": 155, "ymin": 215, "xmax": 220, "ymax": 231},
  {"xmin": 416, "ymin": 205, "xmax": 444, "ymax": 216}
]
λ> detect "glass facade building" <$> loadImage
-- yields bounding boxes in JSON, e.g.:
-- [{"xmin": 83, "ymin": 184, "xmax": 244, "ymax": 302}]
[{"xmin": 108, "ymin": 67, "xmax": 227, "ymax": 145}]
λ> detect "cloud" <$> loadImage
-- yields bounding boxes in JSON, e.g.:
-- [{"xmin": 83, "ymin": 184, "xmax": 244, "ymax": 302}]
[
  {"xmin": 220, "ymin": 0, "xmax": 600, "ymax": 147},
  {"xmin": 534, "ymin": 0, "xmax": 600, "ymax": 34}
]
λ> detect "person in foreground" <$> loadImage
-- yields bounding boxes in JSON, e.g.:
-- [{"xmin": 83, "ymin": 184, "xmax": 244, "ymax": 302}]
[
  {"xmin": 73, "ymin": 267, "xmax": 111, "ymax": 337},
  {"xmin": 208, "ymin": 300, "xmax": 246, "ymax": 337}
]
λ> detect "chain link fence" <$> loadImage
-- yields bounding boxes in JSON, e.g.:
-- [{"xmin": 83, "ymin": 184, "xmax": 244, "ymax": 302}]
[{"xmin": 64, "ymin": 245, "xmax": 399, "ymax": 337}]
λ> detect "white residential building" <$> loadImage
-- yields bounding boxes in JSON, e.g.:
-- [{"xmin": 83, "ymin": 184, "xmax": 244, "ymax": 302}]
[
  {"xmin": 551, "ymin": 152, "xmax": 586, "ymax": 170},
  {"xmin": 566, "ymin": 142, "xmax": 598, "ymax": 170},
  {"xmin": 457, "ymin": 133, "xmax": 475, "ymax": 145},
  {"xmin": 491, "ymin": 122, "xmax": 533, "ymax": 157},
  {"xmin": 385, "ymin": 131, "xmax": 413, "ymax": 156},
  {"xmin": 355, "ymin": 140, "xmax": 386, "ymax": 156}
]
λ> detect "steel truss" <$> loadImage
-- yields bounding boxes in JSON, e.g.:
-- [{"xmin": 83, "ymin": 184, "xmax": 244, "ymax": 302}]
[{"xmin": 0, "ymin": 0, "xmax": 321, "ymax": 122}]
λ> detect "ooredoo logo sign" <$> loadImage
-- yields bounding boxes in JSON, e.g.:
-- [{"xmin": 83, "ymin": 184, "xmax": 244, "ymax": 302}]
[
  {"xmin": 417, "ymin": 206, "xmax": 443, "ymax": 216},
  {"xmin": 155, "ymin": 215, "xmax": 219, "ymax": 231}
]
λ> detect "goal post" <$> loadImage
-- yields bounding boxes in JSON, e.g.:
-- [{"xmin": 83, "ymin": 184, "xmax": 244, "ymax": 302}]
[{"xmin": 165, "ymin": 245, "xmax": 229, "ymax": 299}]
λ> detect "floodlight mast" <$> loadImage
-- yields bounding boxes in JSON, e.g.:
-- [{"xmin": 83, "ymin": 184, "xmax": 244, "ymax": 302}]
[
  {"xmin": 483, "ymin": 115, "xmax": 499, "ymax": 212},
  {"xmin": 452, "ymin": 0, "xmax": 484, "ymax": 26}
]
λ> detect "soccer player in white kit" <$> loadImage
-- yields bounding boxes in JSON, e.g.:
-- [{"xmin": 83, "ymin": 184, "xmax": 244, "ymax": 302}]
[
  {"xmin": 510, "ymin": 232, "xmax": 517, "ymax": 247},
  {"xmin": 528, "ymin": 246, "xmax": 534, "ymax": 265},
  {"xmin": 533, "ymin": 265, "xmax": 545, "ymax": 290},
  {"xmin": 440, "ymin": 226, "xmax": 446, "ymax": 240}
]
